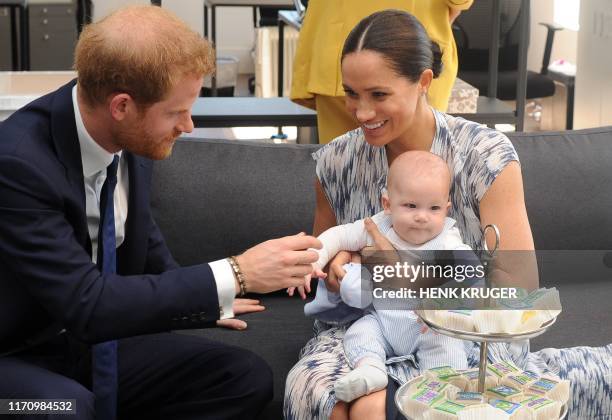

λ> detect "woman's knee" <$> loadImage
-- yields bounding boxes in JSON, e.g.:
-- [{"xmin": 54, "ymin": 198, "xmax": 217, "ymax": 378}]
[
  {"xmin": 348, "ymin": 390, "xmax": 386, "ymax": 420},
  {"xmin": 330, "ymin": 401, "xmax": 349, "ymax": 420}
]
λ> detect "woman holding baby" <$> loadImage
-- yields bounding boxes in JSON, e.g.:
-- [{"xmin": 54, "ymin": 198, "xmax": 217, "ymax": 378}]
[{"xmin": 283, "ymin": 9, "xmax": 612, "ymax": 420}]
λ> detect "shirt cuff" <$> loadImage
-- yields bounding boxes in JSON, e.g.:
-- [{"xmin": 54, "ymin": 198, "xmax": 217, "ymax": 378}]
[{"xmin": 209, "ymin": 259, "xmax": 236, "ymax": 320}]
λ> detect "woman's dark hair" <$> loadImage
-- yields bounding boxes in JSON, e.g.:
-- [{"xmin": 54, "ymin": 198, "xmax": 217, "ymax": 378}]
[{"xmin": 341, "ymin": 9, "xmax": 443, "ymax": 82}]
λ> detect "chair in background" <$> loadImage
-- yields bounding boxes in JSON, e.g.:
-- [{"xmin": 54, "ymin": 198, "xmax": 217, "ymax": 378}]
[
  {"xmin": 453, "ymin": 0, "xmax": 565, "ymax": 128},
  {"xmin": 76, "ymin": 0, "xmax": 93, "ymax": 35}
]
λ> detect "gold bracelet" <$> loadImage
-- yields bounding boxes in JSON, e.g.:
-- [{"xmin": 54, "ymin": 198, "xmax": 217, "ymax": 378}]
[{"xmin": 228, "ymin": 256, "xmax": 247, "ymax": 297}]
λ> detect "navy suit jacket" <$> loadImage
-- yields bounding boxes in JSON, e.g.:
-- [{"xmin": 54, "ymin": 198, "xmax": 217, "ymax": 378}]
[{"xmin": 0, "ymin": 81, "xmax": 220, "ymax": 355}]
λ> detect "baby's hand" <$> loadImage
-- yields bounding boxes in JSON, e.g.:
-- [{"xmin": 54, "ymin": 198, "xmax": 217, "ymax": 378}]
[
  {"xmin": 287, "ymin": 278, "xmax": 311, "ymax": 300},
  {"xmin": 287, "ymin": 284, "xmax": 307, "ymax": 299},
  {"xmin": 312, "ymin": 265, "xmax": 327, "ymax": 280},
  {"xmin": 287, "ymin": 265, "xmax": 327, "ymax": 299}
]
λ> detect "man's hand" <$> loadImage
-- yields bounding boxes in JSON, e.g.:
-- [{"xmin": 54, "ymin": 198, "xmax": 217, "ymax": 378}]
[
  {"xmin": 216, "ymin": 298, "xmax": 265, "ymax": 330},
  {"xmin": 235, "ymin": 233, "xmax": 321, "ymax": 294}
]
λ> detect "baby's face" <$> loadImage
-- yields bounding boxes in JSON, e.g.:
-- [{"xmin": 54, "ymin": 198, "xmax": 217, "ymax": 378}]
[{"xmin": 383, "ymin": 176, "xmax": 450, "ymax": 245}]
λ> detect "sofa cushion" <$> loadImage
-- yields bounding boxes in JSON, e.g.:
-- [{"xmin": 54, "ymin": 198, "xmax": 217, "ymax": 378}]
[
  {"xmin": 151, "ymin": 138, "xmax": 320, "ymax": 265},
  {"xmin": 508, "ymin": 126, "xmax": 612, "ymax": 250},
  {"xmin": 177, "ymin": 294, "xmax": 314, "ymax": 418},
  {"xmin": 150, "ymin": 131, "xmax": 612, "ymax": 418}
]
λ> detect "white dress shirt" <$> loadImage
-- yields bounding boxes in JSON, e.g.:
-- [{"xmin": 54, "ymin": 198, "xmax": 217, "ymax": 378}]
[{"xmin": 72, "ymin": 85, "xmax": 235, "ymax": 319}]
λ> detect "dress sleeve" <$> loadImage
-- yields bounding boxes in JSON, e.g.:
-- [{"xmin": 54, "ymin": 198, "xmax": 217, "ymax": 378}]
[
  {"xmin": 311, "ymin": 132, "xmax": 355, "ymax": 213},
  {"xmin": 470, "ymin": 128, "xmax": 520, "ymax": 203}
]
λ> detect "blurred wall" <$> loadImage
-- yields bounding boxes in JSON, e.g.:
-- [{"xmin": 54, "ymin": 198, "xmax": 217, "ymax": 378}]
[{"xmin": 91, "ymin": 0, "xmax": 255, "ymax": 73}]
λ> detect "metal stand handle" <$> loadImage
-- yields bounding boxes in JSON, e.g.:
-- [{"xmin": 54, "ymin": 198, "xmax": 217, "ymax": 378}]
[
  {"xmin": 478, "ymin": 224, "xmax": 500, "ymax": 392},
  {"xmin": 478, "ymin": 341, "xmax": 488, "ymax": 392}
]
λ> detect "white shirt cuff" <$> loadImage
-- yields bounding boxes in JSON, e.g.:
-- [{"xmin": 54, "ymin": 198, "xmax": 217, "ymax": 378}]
[{"xmin": 209, "ymin": 258, "xmax": 236, "ymax": 320}]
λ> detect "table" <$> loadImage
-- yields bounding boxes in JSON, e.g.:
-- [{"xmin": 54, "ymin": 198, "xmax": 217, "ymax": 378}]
[
  {"xmin": 192, "ymin": 96, "xmax": 315, "ymax": 127},
  {"xmin": 455, "ymin": 97, "xmax": 516, "ymax": 126},
  {"xmin": 190, "ymin": 96, "xmax": 516, "ymax": 143},
  {"xmin": 192, "ymin": 96, "xmax": 316, "ymax": 143},
  {"xmin": 1, "ymin": 0, "xmax": 29, "ymax": 70},
  {"xmin": 1, "ymin": 88, "xmax": 517, "ymax": 140},
  {"xmin": 0, "ymin": 70, "xmax": 77, "ymax": 120},
  {"xmin": 203, "ymin": 0, "xmax": 294, "ymax": 95}
]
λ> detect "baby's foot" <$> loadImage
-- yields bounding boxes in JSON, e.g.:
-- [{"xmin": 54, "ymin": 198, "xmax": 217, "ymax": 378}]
[{"xmin": 334, "ymin": 363, "xmax": 388, "ymax": 402}]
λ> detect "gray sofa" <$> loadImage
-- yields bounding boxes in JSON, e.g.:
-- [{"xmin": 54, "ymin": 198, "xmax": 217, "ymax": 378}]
[{"xmin": 151, "ymin": 126, "xmax": 612, "ymax": 418}]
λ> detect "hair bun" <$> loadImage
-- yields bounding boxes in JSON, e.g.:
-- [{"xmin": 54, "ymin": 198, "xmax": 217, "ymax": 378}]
[{"xmin": 430, "ymin": 40, "xmax": 443, "ymax": 78}]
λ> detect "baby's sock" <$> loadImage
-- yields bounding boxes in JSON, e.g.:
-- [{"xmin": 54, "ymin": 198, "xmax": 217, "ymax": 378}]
[{"xmin": 334, "ymin": 358, "xmax": 388, "ymax": 402}]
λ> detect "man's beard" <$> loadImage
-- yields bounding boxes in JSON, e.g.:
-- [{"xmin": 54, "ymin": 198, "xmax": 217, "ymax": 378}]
[{"xmin": 114, "ymin": 123, "xmax": 181, "ymax": 160}]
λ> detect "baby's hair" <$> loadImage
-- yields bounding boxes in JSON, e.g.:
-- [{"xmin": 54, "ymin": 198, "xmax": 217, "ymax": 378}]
[{"xmin": 387, "ymin": 151, "xmax": 451, "ymax": 193}]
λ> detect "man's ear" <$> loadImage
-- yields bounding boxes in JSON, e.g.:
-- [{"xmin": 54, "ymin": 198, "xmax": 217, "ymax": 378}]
[
  {"xmin": 108, "ymin": 93, "xmax": 133, "ymax": 122},
  {"xmin": 382, "ymin": 193, "xmax": 392, "ymax": 215}
]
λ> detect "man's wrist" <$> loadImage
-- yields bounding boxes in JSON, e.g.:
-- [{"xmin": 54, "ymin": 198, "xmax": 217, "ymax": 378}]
[{"xmin": 228, "ymin": 256, "xmax": 247, "ymax": 296}]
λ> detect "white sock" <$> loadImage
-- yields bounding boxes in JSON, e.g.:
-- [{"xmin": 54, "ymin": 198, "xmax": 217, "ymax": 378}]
[{"xmin": 334, "ymin": 359, "xmax": 388, "ymax": 402}]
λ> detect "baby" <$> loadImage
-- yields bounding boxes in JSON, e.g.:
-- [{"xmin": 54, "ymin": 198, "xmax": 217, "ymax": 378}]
[{"xmin": 305, "ymin": 151, "xmax": 476, "ymax": 402}]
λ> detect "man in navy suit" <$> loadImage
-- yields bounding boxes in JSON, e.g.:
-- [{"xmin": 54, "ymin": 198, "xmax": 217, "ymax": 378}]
[{"xmin": 0, "ymin": 5, "xmax": 320, "ymax": 419}]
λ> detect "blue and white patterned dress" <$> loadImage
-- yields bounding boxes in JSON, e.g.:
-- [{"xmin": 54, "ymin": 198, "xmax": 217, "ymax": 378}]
[{"xmin": 283, "ymin": 109, "xmax": 612, "ymax": 420}]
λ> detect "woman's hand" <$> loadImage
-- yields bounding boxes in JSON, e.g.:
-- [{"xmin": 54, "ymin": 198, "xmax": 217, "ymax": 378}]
[
  {"xmin": 364, "ymin": 218, "xmax": 395, "ymax": 251},
  {"xmin": 216, "ymin": 298, "xmax": 265, "ymax": 330},
  {"xmin": 363, "ymin": 217, "xmax": 400, "ymax": 268}
]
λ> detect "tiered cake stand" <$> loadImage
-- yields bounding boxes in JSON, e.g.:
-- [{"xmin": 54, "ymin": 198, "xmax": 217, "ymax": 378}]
[
  {"xmin": 419, "ymin": 313, "xmax": 558, "ymax": 393},
  {"xmin": 394, "ymin": 315, "xmax": 567, "ymax": 419},
  {"xmin": 394, "ymin": 224, "xmax": 567, "ymax": 418}
]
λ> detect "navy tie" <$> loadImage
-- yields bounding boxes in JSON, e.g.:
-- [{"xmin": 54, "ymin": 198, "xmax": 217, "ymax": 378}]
[{"xmin": 92, "ymin": 155, "xmax": 120, "ymax": 420}]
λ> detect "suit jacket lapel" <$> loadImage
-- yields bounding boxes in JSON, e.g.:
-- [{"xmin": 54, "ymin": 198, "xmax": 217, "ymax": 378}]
[
  {"xmin": 47, "ymin": 80, "xmax": 152, "ymax": 274},
  {"xmin": 49, "ymin": 80, "xmax": 90, "ymax": 252},
  {"xmin": 117, "ymin": 153, "xmax": 151, "ymax": 275}
]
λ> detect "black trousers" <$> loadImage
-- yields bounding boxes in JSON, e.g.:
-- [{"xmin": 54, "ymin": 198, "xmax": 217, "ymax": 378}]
[
  {"xmin": 0, "ymin": 332, "xmax": 273, "ymax": 419},
  {"xmin": 386, "ymin": 379, "xmax": 408, "ymax": 420}
]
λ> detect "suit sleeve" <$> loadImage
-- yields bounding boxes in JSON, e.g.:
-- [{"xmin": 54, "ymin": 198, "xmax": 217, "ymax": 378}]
[
  {"xmin": 144, "ymin": 214, "xmax": 180, "ymax": 274},
  {"xmin": 0, "ymin": 155, "xmax": 219, "ymax": 344}
]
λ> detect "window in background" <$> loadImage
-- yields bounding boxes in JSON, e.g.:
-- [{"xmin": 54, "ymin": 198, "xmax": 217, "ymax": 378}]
[{"xmin": 554, "ymin": 0, "xmax": 580, "ymax": 31}]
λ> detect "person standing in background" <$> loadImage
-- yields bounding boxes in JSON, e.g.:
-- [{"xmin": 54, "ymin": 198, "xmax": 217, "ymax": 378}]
[{"xmin": 290, "ymin": 0, "xmax": 472, "ymax": 143}]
